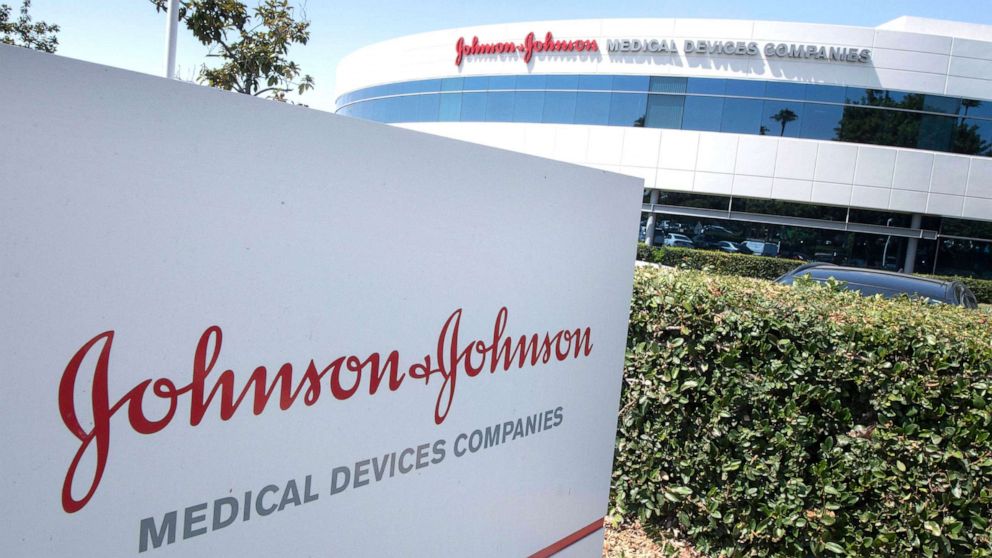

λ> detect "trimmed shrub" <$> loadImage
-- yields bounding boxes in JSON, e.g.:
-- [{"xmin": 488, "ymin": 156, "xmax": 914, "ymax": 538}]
[
  {"xmin": 612, "ymin": 268, "xmax": 992, "ymax": 557},
  {"xmin": 636, "ymin": 244, "xmax": 992, "ymax": 304},
  {"xmin": 639, "ymin": 245, "xmax": 800, "ymax": 280}
]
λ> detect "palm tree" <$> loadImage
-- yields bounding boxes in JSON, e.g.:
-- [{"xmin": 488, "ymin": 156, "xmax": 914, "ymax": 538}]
[
  {"xmin": 962, "ymin": 99, "xmax": 980, "ymax": 118},
  {"xmin": 770, "ymin": 108, "xmax": 798, "ymax": 136}
]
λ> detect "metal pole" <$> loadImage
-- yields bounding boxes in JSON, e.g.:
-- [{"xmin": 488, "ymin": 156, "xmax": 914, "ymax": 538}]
[{"xmin": 164, "ymin": 0, "xmax": 179, "ymax": 79}]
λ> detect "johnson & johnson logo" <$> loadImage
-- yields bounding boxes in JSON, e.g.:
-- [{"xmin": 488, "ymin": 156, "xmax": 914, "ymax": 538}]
[
  {"xmin": 57, "ymin": 307, "xmax": 593, "ymax": 513},
  {"xmin": 454, "ymin": 32, "xmax": 599, "ymax": 66}
]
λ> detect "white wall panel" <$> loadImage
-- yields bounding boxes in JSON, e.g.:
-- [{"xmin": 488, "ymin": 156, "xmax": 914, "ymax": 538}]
[
  {"xmin": 930, "ymin": 154, "xmax": 971, "ymax": 195},
  {"xmin": 619, "ymin": 165, "xmax": 657, "ymax": 189},
  {"xmin": 771, "ymin": 177, "xmax": 813, "ymax": 202},
  {"xmin": 775, "ymin": 140, "xmax": 818, "ymax": 180},
  {"xmin": 949, "ymin": 56, "xmax": 992, "ymax": 80},
  {"xmin": 694, "ymin": 171, "xmax": 734, "ymax": 195},
  {"xmin": 657, "ymin": 168, "xmax": 695, "ymax": 191},
  {"xmin": 962, "ymin": 197, "xmax": 992, "ymax": 220},
  {"xmin": 586, "ymin": 126, "xmax": 626, "ymax": 166},
  {"xmin": 892, "ymin": 151, "xmax": 934, "ymax": 192},
  {"xmin": 854, "ymin": 148, "xmax": 897, "ymax": 188},
  {"xmin": 889, "ymin": 189, "xmax": 929, "ymax": 212},
  {"xmin": 873, "ymin": 29, "xmax": 952, "ymax": 55},
  {"xmin": 751, "ymin": 21, "xmax": 874, "ymax": 46},
  {"xmin": 927, "ymin": 193, "xmax": 965, "ymax": 216},
  {"xmin": 735, "ymin": 135, "xmax": 778, "ymax": 176},
  {"xmin": 620, "ymin": 128, "xmax": 662, "ymax": 167},
  {"xmin": 967, "ymin": 158, "xmax": 992, "ymax": 199},
  {"xmin": 814, "ymin": 143, "xmax": 859, "ymax": 183},
  {"xmin": 554, "ymin": 126, "xmax": 591, "ymax": 164},
  {"xmin": 672, "ymin": 19, "xmax": 754, "ymax": 38},
  {"xmin": 659, "ymin": 131, "xmax": 699, "ymax": 171},
  {"xmin": 851, "ymin": 185, "xmax": 892, "ymax": 209},
  {"xmin": 870, "ymin": 48, "xmax": 949, "ymax": 74},
  {"xmin": 811, "ymin": 181, "xmax": 853, "ymax": 206},
  {"xmin": 696, "ymin": 134, "xmax": 739, "ymax": 174},
  {"xmin": 945, "ymin": 76, "xmax": 992, "ymax": 99},
  {"xmin": 732, "ymin": 175, "xmax": 773, "ymax": 198},
  {"xmin": 337, "ymin": 18, "xmax": 992, "ymax": 101},
  {"xmin": 952, "ymin": 38, "xmax": 992, "ymax": 60}
]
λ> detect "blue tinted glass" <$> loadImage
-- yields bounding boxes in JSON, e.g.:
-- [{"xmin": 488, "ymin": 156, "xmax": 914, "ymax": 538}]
[
  {"xmin": 805, "ymin": 84, "xmax": 845, "ymax": 103},
  {"xmin": 462, "ymin": 77, "xmax": 489, "ymax": 91},
  {"xmin": 725, "ymin": 79, "xmax": 765, "ymax": 97},
  {"xmin": 513, "ymin": 92, "xmax": 545, "ymax": 122},
  {"xmin": 574, "ymin": 92, "xmax": 611, "ymax": 124},
  {"xmin": 845, "ymin": 87, "xmax": 879, "ymax": 104},
  {"xmin": 613, "ymin": 75, "xmax": 650, "ymax": 92},
  {"xmin": 923, "ymin": 95, "xmax": 961, "ymax": 115},
  {"xmin": 959, "ymin": 118, "xmax": 992, "ymax": 156},
  {"xmin": 765, "ymin": 82, "xmax": 805, "ymax": 101},
  {"xmin": 721, "ymin": 98, "xmax": 763, "ymax": 134},
  {"xmin": 414, "ymin": 93, "xmax": 440, "ymax": 122},
  {"xmin": 438, "ymin": 93, "xmax": 462, "ymax": 121},
  {"xmin": 460, "ymin": 92, "xmax": 486, "ymax": 120},
  {"xmin": 644, "ymin": 95, "xmax": 684, "ymax": 129},
  {"xmin": 441, "ymin": 77, "xmax": 464, "ymax": 91},
  {"xmin": 917, "ymin": 113, "xmax": 956, "ymax": 151},
  {"xmin": 649, "ymin": 76, "xmax": 687, "ymax": 93},
  {"xmin": 762, "ymin": 100, "xmax": 805, "ymax": 137},
  {"xmin": 542, "ymin": 91, "xmax": 577, "ymax": 123},
  {"xmin": 545, "ymin": 75, "xmax": 579, "ymax": 90},
  {"xmin": 365, "ymin": 99, "xmax": 384, "ymax": 122},
  {"xmin": 578, "ymin": 75, "xmax": 613, "ymax": 90},
  {"xmin": 359, "ymin": 84, "xmax": 390, "ymax": 100},
  {"xmin": 381, "ymin": 96, "xmax": 416, "ymax": 123},
  {"xmin": 800, "ymin": 103, "xmax": 842, "ymax": 140},
  {"xmin": 390, "ymin": 79, "xmax": 441, "ymax": 95},
  {"xmin": 886, "ymin": 90, "xmax": 909, "ymax": 104},
  {"xmin": 515, "ymin": 75, "xmax": 547, "ymax": 90},
  {"xmin": 682, "ymin": 96, "xmax": 724, "ymax": 132},
  {"xmin": 609, "ymin": 93, "xmax": 648, "ymax": 126},
  {"xmin": 488, "ymin": 76, "xmax": 516, "ymax": 91},
  {"xmin": 964, "ymin": 99, "xmax": 992, "ymax": 119},
  {"xmin": 686, "ymin": 78, "xmax": 725, "ymax": 95},
  {"xmin": 485, "ymin": 92, "xmax": 514, "ymax": 122}
]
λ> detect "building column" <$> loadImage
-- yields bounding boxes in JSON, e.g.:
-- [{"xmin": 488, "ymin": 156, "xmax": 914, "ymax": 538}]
[
  {"xmin": 904, "ymin": 213, "xmax": 922, "ymax": 274},
  {"xmin": 644, "ymin": 189, "xmax": 660, "ymax": 246}
]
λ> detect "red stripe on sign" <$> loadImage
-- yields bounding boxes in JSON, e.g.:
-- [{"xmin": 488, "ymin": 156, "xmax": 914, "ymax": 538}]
[{"xmin": 528, "ymin": 517, "xmax": 605, "ymax": 558}]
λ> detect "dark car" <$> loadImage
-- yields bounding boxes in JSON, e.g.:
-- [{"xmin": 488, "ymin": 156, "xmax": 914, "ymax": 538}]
[{"xmin": 776, "ymin": 263, "xmax": 979, "ymax": 308}]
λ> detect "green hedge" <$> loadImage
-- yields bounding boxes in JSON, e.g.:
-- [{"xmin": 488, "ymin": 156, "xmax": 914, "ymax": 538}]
[
  {"xmin": 636, "ymin": 244, "xmax": 992, "ymax": 303},
  {"xmin": 638, "ymin": 245, "xmax": 802, "ymax": 280},
  {"xmin": 612, "ymin": 268, "xmax": 992, "ymax": 557}
]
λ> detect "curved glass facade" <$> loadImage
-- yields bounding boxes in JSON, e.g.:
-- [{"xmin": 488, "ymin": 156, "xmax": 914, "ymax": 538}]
[{"xmin": 336, "ymin": 75, "xmax": 992, "ymax": 157}]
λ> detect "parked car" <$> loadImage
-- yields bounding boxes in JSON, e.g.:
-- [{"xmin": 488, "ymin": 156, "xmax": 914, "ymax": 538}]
[
  {"xmin": 715, "ymin": 241, "xmax": 741, "ymax": 253},
  {"xmin": 776, "ymin": 263, "xmax": 979, "ymax": 308},
  {"xmin": 743, "ymin": 240, "xmax": 780, "ymax": 257},
  {"xmin": 663, "ymin": 233, "xmax": 694, "ymax": 247}
]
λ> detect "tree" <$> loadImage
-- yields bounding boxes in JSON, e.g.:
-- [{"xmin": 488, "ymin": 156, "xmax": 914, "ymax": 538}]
[
  {"xmin": 151, "ymin": 0, "xmax": 314, "ymax": 101},
  {"xmin": 770, "ymin": 108, "xmax": 798, "ymax": 136},
  {"xmin": 0, "ymin": 0, "xmax": 59, "ymax": 52}
]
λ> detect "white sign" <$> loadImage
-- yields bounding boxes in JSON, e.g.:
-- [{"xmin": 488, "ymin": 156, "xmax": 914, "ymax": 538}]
[{"xmin": 0, "ymin": 45, "xmax": 642, "ymax": 557}]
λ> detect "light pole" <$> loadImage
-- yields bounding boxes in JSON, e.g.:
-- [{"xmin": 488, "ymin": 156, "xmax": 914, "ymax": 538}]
[
  {"xmin": 164, "ymin": 0, "xmax": 179, "ymax": 79},
  {"xmin": 881, "ymin": 218, "xmax": 893, "ymax": 269}
]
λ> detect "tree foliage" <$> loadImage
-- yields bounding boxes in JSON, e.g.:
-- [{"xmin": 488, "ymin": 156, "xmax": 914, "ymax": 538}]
[
  {"xmin": 0, "ymin": 0, "xmax": 59, "ymax": 52},
  {"xmin": 151, "ymin": 0, "xmax": 314, "ymax": 101}
]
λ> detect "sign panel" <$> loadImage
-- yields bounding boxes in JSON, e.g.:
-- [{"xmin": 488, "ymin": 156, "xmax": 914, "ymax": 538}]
[{"xmin": 0, "ymin": 46, "xmax": 642, "ymax": 556}]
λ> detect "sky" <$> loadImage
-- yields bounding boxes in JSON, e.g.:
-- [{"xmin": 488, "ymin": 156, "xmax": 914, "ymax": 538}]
[{"xmin": 22, "ymin": 0, "xmax": 992, "ymax": 112}]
